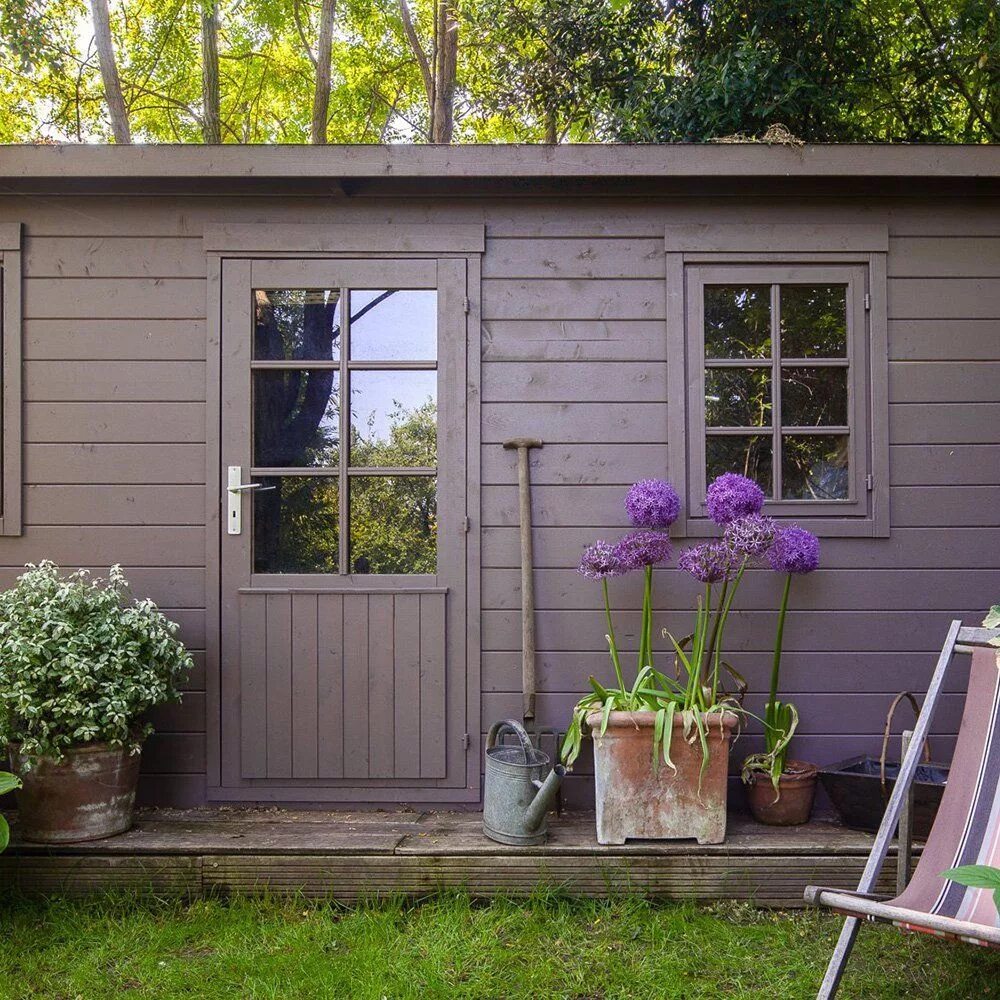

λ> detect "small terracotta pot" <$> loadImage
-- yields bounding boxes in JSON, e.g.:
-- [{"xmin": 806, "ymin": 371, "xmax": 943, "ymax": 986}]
[
  {"xmin": 10, "ymin": 742, "xmax": 141, "ymax": 843},
  {"xmin": 587, "ymin": 710, "xmax": 738, "ymax": 845},
  {"xmin": 746, "ymin": 759, "xmax": 818, "ymax": 826}
]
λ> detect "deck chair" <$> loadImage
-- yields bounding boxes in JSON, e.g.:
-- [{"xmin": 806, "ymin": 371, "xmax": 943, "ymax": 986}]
[{"xmin": 806, "ymin": 620, "xmax": 1000, "ymax": 999}]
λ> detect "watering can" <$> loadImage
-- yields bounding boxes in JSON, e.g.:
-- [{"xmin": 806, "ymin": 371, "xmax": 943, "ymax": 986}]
[{"xmin": 483, "ymin": 719, "xmax": 566, "ymax": 846}]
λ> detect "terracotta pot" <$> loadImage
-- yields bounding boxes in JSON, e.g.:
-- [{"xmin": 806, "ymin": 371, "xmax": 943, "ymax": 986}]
[
  {"xmin": 745, "ymin": 759, "xmax": 818, "ymax": 827},
  {"xmin": 10, "ymin": 742, "xmax": 141, "ymax": 843},
  {"xmin": 587, "ymin": 710, "xmax": 737, "ymax": 845}
]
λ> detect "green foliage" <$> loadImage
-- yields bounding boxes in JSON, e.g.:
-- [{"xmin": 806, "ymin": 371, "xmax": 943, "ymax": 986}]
[
  {"xmin": 3, "ymin": 893, "xmax": 1000, "ymax": 998},
  {"xmin": 984, "ymin": 605, "xmax": 1000, "ymax": 667},
  {"xmin": 941, "ymin": 864, "xmax": 1000, "ymax": 915},
  {"xmin": 0, "ymin": 769, "xmax": 20, "ymax": 852},
  {"xmin": 0, "ymin": 562, "xmax": 193, "ymax": 767}
]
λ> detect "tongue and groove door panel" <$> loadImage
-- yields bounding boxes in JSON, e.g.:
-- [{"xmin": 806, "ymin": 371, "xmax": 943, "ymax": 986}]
[
  {"xmin": 217, "ymin": 256, "xmax": 468, "ymax": 801},
  {"xmin": 238, "ymin": 589, "xmax": 446, "ymax": 780}
]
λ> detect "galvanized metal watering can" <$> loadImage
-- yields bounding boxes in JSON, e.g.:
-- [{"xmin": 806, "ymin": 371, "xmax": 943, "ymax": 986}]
[{"xmin": 483, "ymin": 720, "xmax": 565, "ymax": 846}]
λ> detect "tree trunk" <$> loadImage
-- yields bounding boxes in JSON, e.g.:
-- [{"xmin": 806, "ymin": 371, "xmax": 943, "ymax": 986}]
[
  {"xmin": 90, "ymin": 0, "xmax": 131, "ymax": 143},
  {"xmin": 311, "ymin": 0, "xmax": 336, "ymax": 144},
  {"xmin": 430, "ymin": 0, "xmax": 457, "ymax": 143},
  {"xmin": 201, "ymin": 0, "xmax": 221, "ymax": 144}
]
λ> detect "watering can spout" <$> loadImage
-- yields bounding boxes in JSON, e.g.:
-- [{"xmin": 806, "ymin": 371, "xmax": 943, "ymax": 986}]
[{"xmin": 524, "ymin": 764, "xmax": 566, "ymax": 833}]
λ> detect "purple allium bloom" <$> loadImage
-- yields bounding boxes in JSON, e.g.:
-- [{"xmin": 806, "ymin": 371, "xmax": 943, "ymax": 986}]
[
  {"xmin": 767, "ymin": 526, "xmax": 820, "ymax": 575},
  {"xmin": 705, "ymin": 472, "xmax": 765, "ymax": 525},
  {"xmin": 625, "ymin": 478, "xmax": 681, "ymax": 529},
  {"xmin": 613, "ymin": 530, "xmax": 673, "ymax": 571},
  {"xmin": 724, "ymin": 513, "xmax": 777, "ymax": 557},
  {"xmin": 678, "ymin": 541, "xmax": 735, "ymax": 584},
  {"xmin": 578, "ymin": 540, "xmax": 625, "ymax": 581}
]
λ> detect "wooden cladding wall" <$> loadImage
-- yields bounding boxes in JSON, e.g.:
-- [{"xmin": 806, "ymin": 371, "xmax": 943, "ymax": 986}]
[
  {"xmin": 1, "ymin": 194, "xmax": 997, "ymax": 809},
  {"xmin": 238, "ymin": 590, "xmax": 446, "ymax": 781}
]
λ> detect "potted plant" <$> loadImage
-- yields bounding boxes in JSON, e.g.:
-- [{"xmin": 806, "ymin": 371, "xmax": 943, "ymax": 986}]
[
  {"xmin": 0, "ymin": 562, "xmax": 192, "ymax": 843},
  {"xmin": 741, "ymin": 526, "xmax": 821, "ymax": 825},
  {"xmin": 0, "ymin": 770, "xmax": 19, "ymax": 852},
  {"xmin": 561, "ymin": 474, "xmax": 766, "ymax": 845}
]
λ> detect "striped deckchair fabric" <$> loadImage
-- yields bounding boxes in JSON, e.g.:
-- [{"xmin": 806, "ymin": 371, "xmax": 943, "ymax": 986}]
[{"xmin": 806, "ymin": 622, "xmax": 1000, "ymax": 998}]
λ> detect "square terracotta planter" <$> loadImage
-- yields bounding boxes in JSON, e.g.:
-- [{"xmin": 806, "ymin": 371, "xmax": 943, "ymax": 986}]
[{"xmin": 587, "ymin": 710, "xmax": 737, "ymax": 845}]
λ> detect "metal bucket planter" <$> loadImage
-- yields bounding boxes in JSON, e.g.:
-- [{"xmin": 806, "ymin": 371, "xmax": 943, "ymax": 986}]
[
  {"xmin": 588, "ymin": 710, "xmax": 737, "ymax": 845},
  {"xmin": 10, "ymin": 742, "xmax": 141, "ymax": 843}
]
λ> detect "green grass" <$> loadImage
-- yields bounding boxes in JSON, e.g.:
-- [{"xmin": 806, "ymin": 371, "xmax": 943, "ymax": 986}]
[{"xmin": 1, "ymin": 893, "xmax": 998, "ymax": 999}]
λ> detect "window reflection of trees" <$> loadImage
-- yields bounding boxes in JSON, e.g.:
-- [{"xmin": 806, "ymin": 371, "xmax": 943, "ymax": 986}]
[{"xmin": 251, "ymin": 288, "xmax": 436, "ymax": 574}]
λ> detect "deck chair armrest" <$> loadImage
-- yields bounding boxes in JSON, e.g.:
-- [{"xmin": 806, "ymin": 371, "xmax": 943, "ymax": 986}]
[{"xmin": 804, "ymin": 885, "xmax": 891, "ymax": 907}]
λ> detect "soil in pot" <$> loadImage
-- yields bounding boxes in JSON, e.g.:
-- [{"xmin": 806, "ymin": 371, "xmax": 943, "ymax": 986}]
[
  {"xmin": 587, "ymin": 710, "xmax": 737, "ymax": 845},
  {"xmin": 10, "ymin": 742, "xmax": 141, "ymax": 843},
  {"xmin": 746, "ymin": 759, "xmax": 818, "ymax": 826}
]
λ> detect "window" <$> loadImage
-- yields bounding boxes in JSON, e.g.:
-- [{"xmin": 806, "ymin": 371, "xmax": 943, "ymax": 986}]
[
  {"xmin": 251, "ymin": 286, "xmax": 438, "ymax": 575},
  {"xmin": 665, "ymin": 226, "xmax": 889, "ymax": 537},
  {"xmin": 0, "ymin": 223, "xmax": 22, "ymax": 536}
]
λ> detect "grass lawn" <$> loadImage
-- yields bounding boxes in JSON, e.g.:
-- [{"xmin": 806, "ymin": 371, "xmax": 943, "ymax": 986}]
[{"xmin": 2, "ymin": 893, "xmax": 998, "ymax": 999}]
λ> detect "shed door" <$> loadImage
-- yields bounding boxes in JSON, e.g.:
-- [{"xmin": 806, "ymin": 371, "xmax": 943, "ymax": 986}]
[{"xmin": 218, "ymin": 257, "xmax": 470, "ymax": 801}]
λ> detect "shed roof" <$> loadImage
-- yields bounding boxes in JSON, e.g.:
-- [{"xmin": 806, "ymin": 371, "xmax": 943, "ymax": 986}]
[{"xmin": 1, "ymin": 143, "xmax": 998, "ymax": 197}]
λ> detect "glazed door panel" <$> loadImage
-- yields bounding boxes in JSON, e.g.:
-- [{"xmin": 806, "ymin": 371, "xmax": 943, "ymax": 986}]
[{"xmin": 218, "ymin": 258, "xmax": 468, "ymax": 800}]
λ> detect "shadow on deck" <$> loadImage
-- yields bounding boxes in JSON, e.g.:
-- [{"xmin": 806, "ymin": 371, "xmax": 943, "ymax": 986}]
[{"xmin": 1, "ymin": 809, "xmax": 912, "ymax": 907}]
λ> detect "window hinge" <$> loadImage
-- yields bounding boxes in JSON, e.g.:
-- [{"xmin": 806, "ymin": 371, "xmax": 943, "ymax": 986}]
[
  {"xmin": 463, "ymin": 296, "xmax": 471, "ymax": 315},
  {"xmin": 863, "ymin": 293, "xmax": 871, "ymax": 311},
  {"xmin": 865, "ymin": 473, "xmax": 875, "ymax": 491},
  {"xmin": 462, "ymin": 733, "xmax": 471, "ymax": 750},
  {"xmin": 462, "ymin": 515, "xmax": 471, "ymax": 533}
]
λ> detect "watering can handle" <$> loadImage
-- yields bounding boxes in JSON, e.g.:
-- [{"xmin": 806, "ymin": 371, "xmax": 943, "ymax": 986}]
[{"xmin": 486, "ymin": 719, "xmax": 534, "ymax": 763}]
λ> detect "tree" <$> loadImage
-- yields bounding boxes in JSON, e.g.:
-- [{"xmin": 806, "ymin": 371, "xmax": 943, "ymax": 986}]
[
  {"xmin": 89, "ymin": 0, "xmax": 131, "ymax": 142},
  {"xmin": 201, "ymin": 0, "xmax": 220, "ymax": 143},
  {"xmin": 308, "ymin": 0, "xmax": 337, "ymax": 143},
  {"xmin": 398, "ymin": 0, "xmax": 458, "ymax": 142}
]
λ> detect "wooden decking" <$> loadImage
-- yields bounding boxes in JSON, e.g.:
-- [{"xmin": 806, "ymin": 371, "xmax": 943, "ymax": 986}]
[{"xmin": 1, "ymin": 809, "xmax": 914, "ymax": 907}]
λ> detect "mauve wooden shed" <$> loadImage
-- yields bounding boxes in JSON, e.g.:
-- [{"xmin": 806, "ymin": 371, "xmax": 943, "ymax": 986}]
[{"xmin": 0, "ymin": 143, "xmax": 997, "ymax": 811}]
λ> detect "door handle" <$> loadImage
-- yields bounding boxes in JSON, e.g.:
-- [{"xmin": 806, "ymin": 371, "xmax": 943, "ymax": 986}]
[{"xmin": 226, "ymin": 466, "xmax": 275, "ymax": 535}]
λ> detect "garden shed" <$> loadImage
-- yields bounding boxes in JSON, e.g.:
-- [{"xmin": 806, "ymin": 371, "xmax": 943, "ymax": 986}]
[{"xmin": 0, "ymin": 143, "xmax": 997, "ymax": 813}]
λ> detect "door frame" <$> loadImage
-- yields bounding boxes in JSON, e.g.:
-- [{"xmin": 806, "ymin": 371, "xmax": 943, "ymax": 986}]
[{"xmin": 203, "ymin": 226, "xmax": 483, "ymax": 803}]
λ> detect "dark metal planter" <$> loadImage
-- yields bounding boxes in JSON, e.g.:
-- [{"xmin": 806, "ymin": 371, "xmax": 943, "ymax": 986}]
[
  {"xmin": 818, "ymin": 755, "xmax": 948, "ymax": 839},
  {"xmin": 10, "ymin": 742, "xmax": 141, "ymax": 843}
]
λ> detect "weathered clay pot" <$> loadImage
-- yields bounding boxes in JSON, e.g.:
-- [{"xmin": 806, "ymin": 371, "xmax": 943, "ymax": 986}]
[
  {"xmin": 745, "ymin": 759, "xmax": 818, "ymax": 827},
  {"xmin": 587, "ymin": 710, "xmax": 738, "ymax": 845},
  {"xmin": 10, "ymin": 742, "xmax": 141, "ymax": 843}
]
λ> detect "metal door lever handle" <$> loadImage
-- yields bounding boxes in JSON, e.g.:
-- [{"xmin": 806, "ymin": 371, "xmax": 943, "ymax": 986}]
[{"xmin": 227, "ymin": 482, "xmax": 276, "ymax": 493}]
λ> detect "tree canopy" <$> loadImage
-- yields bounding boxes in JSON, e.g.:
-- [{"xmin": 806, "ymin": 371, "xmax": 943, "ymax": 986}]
[{"xmin": 0, "ymin": 0, "xmax": 996, "ymax": 143}]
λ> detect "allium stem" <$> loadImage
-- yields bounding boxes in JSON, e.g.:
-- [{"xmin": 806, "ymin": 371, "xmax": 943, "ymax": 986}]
[
  {"xmin": 768, "ymin": 572, "xmax": 793, "ymax": 716},
  {"xmin": 703, "ymin": 576, "xmax": 728, "ymax": 685},
  {"xmin": 712, "ymin": 555, "xmax": 748, "ymax": 700},
  {"xmin": 602, "ymin": 577, "xmax": 626, "ymax": 693}
]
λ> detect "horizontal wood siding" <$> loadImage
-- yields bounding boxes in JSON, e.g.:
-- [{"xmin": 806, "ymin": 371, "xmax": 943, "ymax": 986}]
[{"xmin": 0, "ymin": 199, "xmax": 995, "ymax": 809}]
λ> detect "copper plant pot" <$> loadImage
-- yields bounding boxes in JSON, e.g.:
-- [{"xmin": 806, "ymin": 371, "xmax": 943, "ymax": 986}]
[
  {"xmin": 746, "ymin": 759, "xmax": 818, "ymax": 827},
  {"xmin": 587, "ymin": 710, "xmax": 738, "ymax": 845},
  {"xmin": 10, "ymin": 742, "xmax": 141, "ymax": 843}
]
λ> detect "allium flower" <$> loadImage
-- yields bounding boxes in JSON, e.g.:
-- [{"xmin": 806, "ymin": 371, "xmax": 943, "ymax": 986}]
[
  {"xmin": 678, "ymin": 541, "xmax": 735, "ymax": 584},
  {"xmin": 724, "ymin": 513, "xmax": 777, "ymax": 557},
  {"xmin": 625, "ymin": 479, "xmax": 680, "ymax": 529},
  {"xmin": 613, "ymin": 530, "xmax": 673, "ymax": 571},
  {"xmin": 705, "ymin": 472, "xmax": 765, "ymax": 525},
  {"xmin": 578, "ymin": 540, "xmax": 625, "ymax": 581},
  {"xmin": 767, "ymin": 526, "xmax": 820, "ymax": 574}
]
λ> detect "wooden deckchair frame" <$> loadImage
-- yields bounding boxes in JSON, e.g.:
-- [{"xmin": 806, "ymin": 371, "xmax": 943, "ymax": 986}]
[{"xmin": 806, "ymin": 620, "xmax": 1000, "ymax": 999}]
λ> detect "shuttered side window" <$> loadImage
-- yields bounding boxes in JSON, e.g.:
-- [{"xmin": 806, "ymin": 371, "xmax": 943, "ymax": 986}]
[
  {"xmin": 666, "ymin": 225, "xmax": 889, "ymax": 538},
  {"xmin": 0, "ymin": 224, "xmax": 22, "ymax": 536}
]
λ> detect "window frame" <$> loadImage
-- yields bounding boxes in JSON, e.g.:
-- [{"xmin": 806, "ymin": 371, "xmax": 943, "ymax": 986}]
[
  {"xmin": 0, "ymin": 223, "xmax": 22, "ymax": 537},
  {"xmin": 665, "ymin": 226, "xmax": 889, "ymax": 538}
]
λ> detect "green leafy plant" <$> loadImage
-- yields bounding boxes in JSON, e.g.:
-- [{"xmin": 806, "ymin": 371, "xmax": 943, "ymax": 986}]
[
  {"xmin": 984, "ymin": 605, "xmax": 1000, "ymax": 667},
  {"xmin": 941, "ymin": 865, "xmax": 1000, "ymax": 915},
  {"xmin": 0, "ymin": 770, "xmax": 19, "ymax": 851},
  {"xmin": 0, "ymin": 562, "xmax": 193, "ymax": 768}
]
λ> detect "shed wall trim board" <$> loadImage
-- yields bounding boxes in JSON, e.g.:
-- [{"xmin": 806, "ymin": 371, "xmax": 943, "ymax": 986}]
[
  {"xmin": 664, "ymin": 223, "xmax": 890, "ymax": 254},
  {"xmin": 0, "ymin": 222, "xmax": 23, "ymax": 535},
  {"xmin": 203, "ymin": 223, "xmax": 486, "ymax": 254}
]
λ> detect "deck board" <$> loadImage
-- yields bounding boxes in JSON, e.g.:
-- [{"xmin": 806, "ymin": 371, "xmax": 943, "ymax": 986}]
[{"xmin": 1, "ymin": 809, "xmax": 914, "ymax": 905}]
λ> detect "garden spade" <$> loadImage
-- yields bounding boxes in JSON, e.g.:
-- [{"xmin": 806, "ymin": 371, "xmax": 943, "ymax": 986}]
[{"xmin": 502, "ymin": 437, "xmax": 543, "ymax": 721}]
